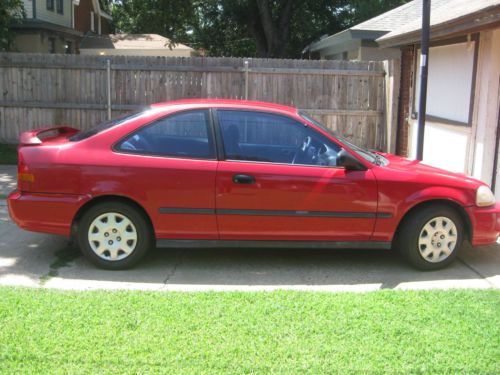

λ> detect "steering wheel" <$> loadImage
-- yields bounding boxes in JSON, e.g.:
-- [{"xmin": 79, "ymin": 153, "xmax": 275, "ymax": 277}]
[{"xmin": 292, "ymin": 136, "xmax": 312, "ymax": 164}]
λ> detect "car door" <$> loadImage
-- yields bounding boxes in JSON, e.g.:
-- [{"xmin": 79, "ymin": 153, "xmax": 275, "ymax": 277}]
[
  {"xmin": 214, "ymin": 109, "xmax": 378, "ymax": 241},
  {"xmin": 114, "ymin": 109, "xmax": 218, "ymax": 239}
]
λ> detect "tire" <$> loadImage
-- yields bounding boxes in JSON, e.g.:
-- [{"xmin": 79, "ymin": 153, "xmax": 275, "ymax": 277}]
[
  {"xmin": 396, "ymin": 205, "xmax": 464, "ymax": 270},
  {"xmin": 77, "ymin": 201, "xmax": 153, "ymax": 270}
]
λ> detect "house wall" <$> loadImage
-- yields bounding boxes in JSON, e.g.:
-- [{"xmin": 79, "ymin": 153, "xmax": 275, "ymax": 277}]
[
  {"xmin": 359, "ymin": 47, "xmax": 401, "ymax": 61},
  {"xmin": 34, "ymin": 0, "xmax": 73, "ymax": 28},
  {"xmin": 12, "ymin": 32, "xmax": 73, "ymax": 54},
  {"xmin": 471, "ymin": 28, "xmax": 500, "ymax": 195},
  {"xmin": 408, "ymin": 40, "xmax": 476, "ymax": 174},
  {"xmin": 401, "ymin": 27, "xmax": 500, "ymax": 194},
  {"xmin": 320, "ymin": 45, "xmax": 400, "ymax": 61}
]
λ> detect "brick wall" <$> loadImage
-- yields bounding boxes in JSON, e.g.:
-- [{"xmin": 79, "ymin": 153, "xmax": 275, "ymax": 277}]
[{"xmin": 396, "ymin": 46, "xmax": 415, "ymax": 156}]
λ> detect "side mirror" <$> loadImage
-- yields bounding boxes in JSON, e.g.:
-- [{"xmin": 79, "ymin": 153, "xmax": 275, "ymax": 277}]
[{"xmin": 337, "ymin": 149, "xmax": 366, "ymax": 171}]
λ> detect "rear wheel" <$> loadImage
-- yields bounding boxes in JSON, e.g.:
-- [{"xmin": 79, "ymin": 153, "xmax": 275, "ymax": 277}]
[
  {"xmin": 396, "ymin": 205, "xmax": 464, "ymax": 270},
  {"xmin": 77, "ymin": 201, "xmax": 152, "ymax": 270}
]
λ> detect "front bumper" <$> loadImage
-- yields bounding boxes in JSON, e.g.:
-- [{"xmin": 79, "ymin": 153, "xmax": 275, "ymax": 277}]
[
  {"xmin": 466, "ymin": 202, "xmax": 500, "ymax": 246},
  {"xmin": 7, "ymin": 190, "xmax": 89, "ymax": 236}
]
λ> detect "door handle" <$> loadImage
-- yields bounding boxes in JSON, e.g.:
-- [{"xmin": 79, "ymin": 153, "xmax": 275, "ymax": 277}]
[{"xmin": 232, "ymin": 174, "xmax": 256, "ymax": 184}]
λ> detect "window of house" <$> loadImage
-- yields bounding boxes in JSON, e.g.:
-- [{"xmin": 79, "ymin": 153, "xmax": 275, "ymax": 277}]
[
  {"xmin": 48, "ymin": 37, "xmax": 56, "ymax": 53},
  {"xmin": 116, "ymin": 110, "xmax": 215, "ymax": 159},
  {"xmin": 56, "ymin": 0, "xmax": 63, "ymax": 14},
  {"xmin": 414, "ymin": 41, "xmax": 476, "ymax": 125},
  {"xmin": 217, "ymin": 110, "xmax": 341, "ymax": 166},
  {"xmin": 47, "ymin": 0, "xmax": 54, "ymax": 11}
]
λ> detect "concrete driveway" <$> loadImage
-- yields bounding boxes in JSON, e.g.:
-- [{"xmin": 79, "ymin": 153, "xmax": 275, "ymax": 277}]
[{"xmin": 1, "ymin": 165, "xmax": 499, "ymax": 292}]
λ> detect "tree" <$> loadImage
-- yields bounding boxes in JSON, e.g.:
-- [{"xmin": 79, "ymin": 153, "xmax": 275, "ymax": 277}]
[
  {"xmin": 112, "ymin": 0, "xmax": 410, "ymax": 58},
  {"xmin": 192, "ymin": 0, "xmax": 410, "ymax": 58},
  {"xmin": 0, "ymin": 0, "xmax": 25, "ymax": 51},
  {"xmin": 111, "ymin": 0, "xmax": 196, "ymax": 47}
]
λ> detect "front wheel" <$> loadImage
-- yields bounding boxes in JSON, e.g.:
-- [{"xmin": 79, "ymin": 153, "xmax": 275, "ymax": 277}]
[
  {"xmin": 396, "ymin": 205, "xmax": 464, "ymax": 270},
  {"xmin": 77, "ymin": 201, "xmax": 152, "ymax": 270}
]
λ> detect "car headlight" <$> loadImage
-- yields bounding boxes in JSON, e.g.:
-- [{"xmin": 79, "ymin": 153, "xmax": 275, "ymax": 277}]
[{"xmin": 476, "ymin": 185, "xmax": 496, "ymax": 207}]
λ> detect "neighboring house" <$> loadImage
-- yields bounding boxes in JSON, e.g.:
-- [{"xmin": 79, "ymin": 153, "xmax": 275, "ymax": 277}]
[
  {"xmin": 376, "ymin": 0, "xmax": 500, "ymax": 197},
  {"xmin": 304, "ymin": 1, "xmax": 452, "ymax": 60},
  {"xmin": 73, "ymin": 0, "xmax": 112, "ymax": 36},
  {"xmin": 79, "ymin": 34, "xmax": 196, "ymax": 57},
  {"xmin": 11, "ymin": 0, "xmax": 112, "ymax": 54},
  {"xmin": 12, "ymin": 0, "xmax": 81, "ymax": 53}
]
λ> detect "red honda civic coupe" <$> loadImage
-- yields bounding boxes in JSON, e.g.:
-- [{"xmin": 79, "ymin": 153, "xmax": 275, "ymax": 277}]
[{"xmin": 7, "ymin": 99, "xmax": 500, "ymax": 270}]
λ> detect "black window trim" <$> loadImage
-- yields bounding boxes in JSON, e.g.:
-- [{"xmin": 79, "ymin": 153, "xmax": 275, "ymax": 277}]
[
  {"xmin": 47, "ymin": 0, "xmax": 54, "ymax": 11},
  {"xmin": 212, "ymin": 107, "xmax": 346, "ymax": 169},
  {"xmin": 112, "ymin": 108, "xmax": 217, "ymax": 161}
]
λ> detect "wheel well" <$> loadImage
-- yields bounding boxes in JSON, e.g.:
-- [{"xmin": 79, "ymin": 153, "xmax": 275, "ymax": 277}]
[
  {"xmin": 394, "ymin": 199, "xmax": 472, "ymax": 243},
  {"xmin": 71, "ymin": 195, "xmax": 154, "ymax": 238}
]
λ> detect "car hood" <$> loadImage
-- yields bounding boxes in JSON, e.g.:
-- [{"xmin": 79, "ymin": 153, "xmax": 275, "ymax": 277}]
[{"xmin": 379, "ymin": 153, "xmax": 485, "ymax": 190}]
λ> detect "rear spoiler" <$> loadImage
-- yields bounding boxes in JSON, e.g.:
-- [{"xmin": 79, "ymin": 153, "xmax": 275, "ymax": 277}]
[{"xmin": 19, "ymin": 126, "xmax": 80, "ymax": 145}]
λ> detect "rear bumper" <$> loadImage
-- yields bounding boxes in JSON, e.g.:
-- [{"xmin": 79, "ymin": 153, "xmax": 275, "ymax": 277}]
[
  {"xmin": 7, "ymin": 190, "xmax": 89, "ymax": 236},
  {"xmin": 466, "ymin": 203, "xmax": 500, "ymax": 246}
]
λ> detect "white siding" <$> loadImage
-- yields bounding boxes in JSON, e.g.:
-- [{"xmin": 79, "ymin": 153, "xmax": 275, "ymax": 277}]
[
  {"xmin": 22, "ymin": 0, "xmax": 33, "ymax": 18},
  {"xmin": 34, "ymin": 0, "xmax": 73, "ymax": 28}
]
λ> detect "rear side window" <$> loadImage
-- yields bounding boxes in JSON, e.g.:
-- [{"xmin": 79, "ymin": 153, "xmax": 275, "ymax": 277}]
[
  {"xmin": 70, "ymin": 109, "xmax": 148, "ymax": 141},
  {"xmin": 116, "ymin": 110, "xmax": 214, "ymax": 159}
]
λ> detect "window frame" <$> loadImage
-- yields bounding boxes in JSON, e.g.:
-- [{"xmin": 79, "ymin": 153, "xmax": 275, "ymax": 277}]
[
  {"xmin": 113, "ymin": 109, "xmax": 217, "ymax": 161},
  {"xmin": 213, "ymin": 108, "xmax": 345, "ymax": 169},
  {"xmin": 47, "ymin": 0, "xmax": 54, "ymax": 11}
]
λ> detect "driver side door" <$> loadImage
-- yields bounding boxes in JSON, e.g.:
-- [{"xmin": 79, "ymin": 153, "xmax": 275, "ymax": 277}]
[{"xmin": 214, "ymin": 109, "xmax": 378, "ymax": 241}]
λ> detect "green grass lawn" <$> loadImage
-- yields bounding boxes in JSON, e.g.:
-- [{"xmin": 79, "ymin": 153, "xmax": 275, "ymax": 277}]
[
  {"xmin": 0, "ymin": 143, "xmax": 18, "ymax": 165},
  {"xmin": 0, "ymin": 288, "xmax": 498, "ymax": 374}
]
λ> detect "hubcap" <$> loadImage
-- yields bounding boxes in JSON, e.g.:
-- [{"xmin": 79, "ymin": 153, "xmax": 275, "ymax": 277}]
[
  {"xmin": 88, "ymin": 212, "xmax": 138, "ymax": 261},
  {"xmin": 418, "ymin": 216, "xmax": 458, "ymax": 263}
]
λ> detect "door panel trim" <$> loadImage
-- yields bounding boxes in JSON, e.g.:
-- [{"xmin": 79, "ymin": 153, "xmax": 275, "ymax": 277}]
[
  {"xmin": 156, "ymin": 239, "xmax": 391, "ymax": 249},
  {"xmin": 159, "ymin": 208, "xmax": 214, "ymax": 215},
  {"xmin": 159, "ymin": 207, "xmax": 392, "ymax": 218}
]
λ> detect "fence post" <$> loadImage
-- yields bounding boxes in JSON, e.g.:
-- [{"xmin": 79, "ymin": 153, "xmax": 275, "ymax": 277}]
[
  {"xmin": 244, "ymin": 60, "xmax": 249, "ymax": 100},
  {"xmin": 106, "ymin": 59, "xmax": 112, "ymax": 120}
]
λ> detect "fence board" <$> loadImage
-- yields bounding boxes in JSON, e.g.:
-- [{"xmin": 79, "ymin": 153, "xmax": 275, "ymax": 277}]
[{"xmin": 0, "ymin": 53, "xmax": 391, "ymax": 149}]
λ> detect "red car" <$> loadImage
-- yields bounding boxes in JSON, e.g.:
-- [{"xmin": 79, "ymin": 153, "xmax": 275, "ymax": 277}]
[{"xmin": 7, "ymin": 99, "xmax": 500, "ymax": 270}]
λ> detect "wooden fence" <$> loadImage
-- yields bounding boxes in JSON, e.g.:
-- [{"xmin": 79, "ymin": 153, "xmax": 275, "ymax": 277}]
[{"xmin": 0, "ymin": 53, "xmax": 397, "ymax": 150}]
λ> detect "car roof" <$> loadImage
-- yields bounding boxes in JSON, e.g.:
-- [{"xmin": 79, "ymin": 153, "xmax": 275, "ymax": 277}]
[{"xmin": 149, "ymin": 99, "xmax": 298, "ymax": 115}]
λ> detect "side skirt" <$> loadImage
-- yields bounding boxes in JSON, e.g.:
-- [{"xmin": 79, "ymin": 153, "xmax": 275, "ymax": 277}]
[{"xmin": 156, "ymin": 239, "xmax": 392, "ymax": 250}]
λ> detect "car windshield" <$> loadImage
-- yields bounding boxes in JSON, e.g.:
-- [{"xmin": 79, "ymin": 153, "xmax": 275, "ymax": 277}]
[
  {"xmin": 69, "ymin": 108, "xmax": 150, "ymax": 141},
  {"xmin": 299, "ymin": 111, "xmax": 387, "ymax": 166}
]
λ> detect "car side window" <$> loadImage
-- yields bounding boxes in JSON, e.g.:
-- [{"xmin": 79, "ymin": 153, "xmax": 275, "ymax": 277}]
[
  {"xmin": 117, "ymin": 110, "xmax": 214, "ymax": 159},
  {"xmin": 217, "ymin": 110, "xmax": 341, "ymax": 166}
]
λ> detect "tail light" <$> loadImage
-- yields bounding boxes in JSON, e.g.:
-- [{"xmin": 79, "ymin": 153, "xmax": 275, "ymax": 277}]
[{"xmin": 18, "ymin": 152, "xmax": 34, "ymax": 192}]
